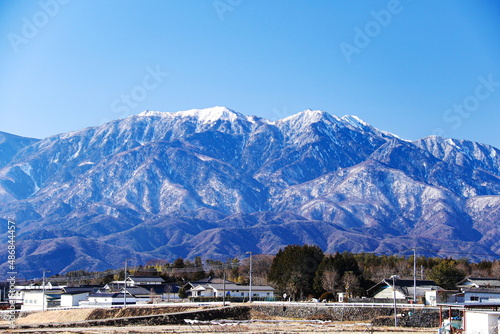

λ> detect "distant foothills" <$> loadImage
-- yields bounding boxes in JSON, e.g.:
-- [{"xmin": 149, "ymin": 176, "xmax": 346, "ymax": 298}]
[
  {"xmin": 4, "ymin": 247, "xmax": 499, "ymax": 303},
  {"xmin": 1, "ymin": 107, "xmax": 500, "ymax": 279}
]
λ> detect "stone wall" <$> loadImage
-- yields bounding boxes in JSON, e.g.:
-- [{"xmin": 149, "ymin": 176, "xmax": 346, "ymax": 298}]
[
  {"xmin": 252, "ymin": 304, "xmax": 442, "ymax": 327},
  {"xmin": 2, "ymin": 304, "xmax": 448, "ymax": 330}
]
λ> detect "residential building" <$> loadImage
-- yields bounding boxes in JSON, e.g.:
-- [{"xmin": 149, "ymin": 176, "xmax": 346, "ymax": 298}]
[
  {"xmin": 79, "ymin": 292, "xmax": 136, "ymax": 307},
  {"xmin": 456, "ymin": 277, "xmax": 500, "ymax": 290},
  {"xmin": 189, "ymin": 282, "xmax": 274, "ymax": 299},
  {"xmin": 60, "ymin": 287, "xmax": 95, "ymax": 307},
  {"xmin": 367, "ymin": 278, "xmax": 443, "ymax": 304},
  {"xmin": 11, "ymin": 282, "xmax": 65, "ymax": 306},
  {"xmin": 461, "ymin": 288, "xmax": 500, "ymax": 304},
  {"xmin": 127, "ymin": 276, "xmax": 165, "ymax": 286},
  {"xmin": 21, "ymin": 291, "xmax": 62, "ymax": 311}
]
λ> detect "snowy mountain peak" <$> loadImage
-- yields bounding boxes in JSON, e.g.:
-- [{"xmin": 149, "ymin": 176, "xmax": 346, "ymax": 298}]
[
  {"xmin": 176, "ymin": 106, "xmax": 245, "ymax": 123},
  {"xmin": 278, "ymin": 109, "xmax": 340, "ymax": 125},
  {"xmin": 138, "ymin": 107, "xmax": 246, "ymax": 124}
]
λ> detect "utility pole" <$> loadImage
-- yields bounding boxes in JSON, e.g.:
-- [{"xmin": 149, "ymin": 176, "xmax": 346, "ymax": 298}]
[
  {"xmin": 390, "ymin": 275, "xmax": 400, "ymax": 327},
  {"xmin": 123, "ymin": 259, "xmax": 129, "ymax": 307},
  {"xmin": 413, "ymin": 248, "xmax": 417, "ymax": 303},
  {"xmin": 42, "ymin": 270, "xmax": 49, "ymax": 312},
  {"xmin": 246, "ymin": 252, "xmax": 253, "ymax": 303},
  {"xmin": 222, "ymin": 270, "xmax": 226, "ymax": 307}
]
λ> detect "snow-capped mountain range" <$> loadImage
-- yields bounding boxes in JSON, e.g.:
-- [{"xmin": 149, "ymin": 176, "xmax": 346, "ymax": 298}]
[{"xmin": 1, "ymin": 107, "xmax": 499, "ymax": 278}]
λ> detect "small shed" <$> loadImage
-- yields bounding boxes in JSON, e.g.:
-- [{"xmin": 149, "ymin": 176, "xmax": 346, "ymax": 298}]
[{"xmin": 464, "ymin": 310, "xmax": 500, "ymax": 334}]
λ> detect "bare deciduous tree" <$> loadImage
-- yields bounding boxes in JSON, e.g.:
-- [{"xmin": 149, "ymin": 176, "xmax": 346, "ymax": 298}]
[{"xmin": 321, "ymin": 269, "xmax": 340, "ymax": 293}]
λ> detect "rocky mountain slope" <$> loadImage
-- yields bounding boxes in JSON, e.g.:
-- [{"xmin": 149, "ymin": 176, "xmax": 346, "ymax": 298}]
[{"xmin": 1, "ymin": 107, "xmax": 499, "ymax": 278}]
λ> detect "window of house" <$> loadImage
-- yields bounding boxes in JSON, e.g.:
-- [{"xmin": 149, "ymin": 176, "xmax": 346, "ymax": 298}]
[{"xmin": 470, "ymin": 296, "xmax": 479, "ymax": 301}]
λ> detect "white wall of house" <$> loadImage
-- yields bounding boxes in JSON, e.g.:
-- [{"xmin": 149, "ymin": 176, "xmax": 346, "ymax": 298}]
[
  {"xmin": 373, "ymin": 288, "xmax": 406, "ymax": 300},
  {"xmin": 20, "ymin": 291, "xmax": 61, "ymax": 311},
  {"xmin": 464, "ymin": 291, "xmax": 500, "ymax": 303},
  {"xmin": 60, "ymin": 293, "xmax": 90, "ymax": 307},
  {"xmin": 80, "ymin": 295, "xmax": 136, "ymax": 307},
  {"xmin": 464, "ymin": 311, "xmax": 500, "ymax": 334},
  {"xmin": 21, "ymin": 292, "xmax": 45, "ymax": 311},
  {"xmin": 190, "ymin": 285, "xmax": 274, "ymax": 298}
]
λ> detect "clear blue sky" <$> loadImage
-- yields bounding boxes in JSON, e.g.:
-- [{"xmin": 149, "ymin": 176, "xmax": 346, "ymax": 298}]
[{"xmin": 1, "ymin": 1, "xmax": 499, "ymax": 148}]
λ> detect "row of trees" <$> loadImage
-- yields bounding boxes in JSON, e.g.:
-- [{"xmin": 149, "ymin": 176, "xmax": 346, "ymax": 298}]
[
  {"xmin": 51, "ymin": 245, "xmax": 500, "ymax": 300},
  {"xmin": 266, "ymin": 245, "xmax": 481, "ymax": 300}
]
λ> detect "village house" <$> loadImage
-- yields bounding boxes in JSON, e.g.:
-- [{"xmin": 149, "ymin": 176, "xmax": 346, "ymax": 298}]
[
  {"xmin": 367, "ymin": 278, "xmax": 443, "ymax": 304},
  {"xmin": 456, "ymin": 277, "xmax": 500, "ymax": 289},
  {"xmin": 60, "ymin": 287, "xmax": 95, "ymax": 307},
  {"xmin": 21, "ymin": 286, "xmax": 97, "ymax": 310},
  {"xmin": 79, "ymin": 292, "xmax": 136, "ymax": 307},
  {"xmin": 453, "ymin": 277, "xmax": 500, "ymax": 304},
  {"xmin": 12, "ymin": 282, "xmax": 65, "ymax": 307},
  {"xmin": 21, "ymin": 291, "xmax": 62, "ymax": 311},
  {"xmin": 189, "ymin": 282, "xmax": 275, "ymax": 300},
  {"xmin": 18, "ymin": 282, "xmax": 67, "ymax": 311},
  {"xmin": 105, "ymin": 275, "xmax": 180, "ymax": 301},
  {"xmin": 127, "ymin": 276, "xmax": 165, "ymax": 286}
]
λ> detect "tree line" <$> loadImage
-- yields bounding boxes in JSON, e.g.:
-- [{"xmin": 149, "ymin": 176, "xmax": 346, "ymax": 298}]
[{"xmin": 47, "ymin": 245, "xmax": 500, "ymax": 300}]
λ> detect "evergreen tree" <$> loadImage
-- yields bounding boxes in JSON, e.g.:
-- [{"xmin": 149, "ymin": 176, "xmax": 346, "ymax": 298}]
[
  {"xmin": 173, "ymin": 257, "xmax": 185, "ymax": 268},
  {"xmin": 268, "ymin": 245, "xmax": 324, "ymax": 300},
  {"xmin": 428, "ymin": 260, "xmax": 465, "ymax": 290}
]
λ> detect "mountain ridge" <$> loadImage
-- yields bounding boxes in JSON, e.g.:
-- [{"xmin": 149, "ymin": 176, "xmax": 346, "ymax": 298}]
[{"xmin": 1, "ymin": 107, "xmax": 499, "ymax": 278}]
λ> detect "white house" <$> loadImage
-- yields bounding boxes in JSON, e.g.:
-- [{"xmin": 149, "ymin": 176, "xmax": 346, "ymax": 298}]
[
  {"xmin": 79, "ymin": 292, "xmax": 136, "ymax": 307},
  {"xmin": 59, "ymin": 287, "xmax": 95, "ymax": 307},
  {"xmin": 127, "ymin": 276, "xmax": 165, "ymax": 286},
  {"xmin": 189, "ymin": 283, "xmax": 274, "ymax": 299},
  {"xmin": 367, "ymin": 279, "xmax": 443, "ymax": 304},
  {"xmin": 21, "ymin": 291, "xmax": 62, "ymax": 311},
  {"xmin": 461, "ymin": 288, "xmax": 500, "ymax": 304},
  {"xmin": 109, "ymin": 276, "xmax": 166, "ymax": 288},
  {"xmin": 11, "ymin": 282, "xmax": 65, "ymax": 306}
]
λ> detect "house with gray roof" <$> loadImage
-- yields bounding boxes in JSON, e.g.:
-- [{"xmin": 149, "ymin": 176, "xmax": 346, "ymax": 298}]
[
  {"xmin": 367, "ymin": 278, "xmax": 443, "ymax": 304},
  {"xmin": 456, "ymin": 277, "xmax": 500, "ymax": 289},
  {"xmin": 189, "ymin": 282, "xmax": 274, "ymax": 300}
]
